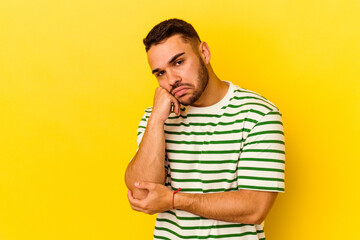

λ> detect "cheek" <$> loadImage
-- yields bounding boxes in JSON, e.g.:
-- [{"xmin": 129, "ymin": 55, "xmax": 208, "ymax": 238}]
[{"xmin": 181, "ymin": 62, "xmax": 199, "ymax": 80}]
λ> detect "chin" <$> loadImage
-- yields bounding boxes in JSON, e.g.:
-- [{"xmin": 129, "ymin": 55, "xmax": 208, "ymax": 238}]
[
  {"xmin": 178, "ymin": 94, "xmax": 200, "ymax": 106},
  {"xmin": 178, "ymin": 99, "xmax": 190, "ymax": 106},
  {"xmin": 177, "ymin": 95, "xmax": 191, "ymax": 106}
]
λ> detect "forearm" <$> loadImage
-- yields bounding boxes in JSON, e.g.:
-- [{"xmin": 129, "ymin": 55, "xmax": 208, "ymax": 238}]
[
  {"xmin": 174, "ymin": 190, "xmax": 278, "ymax": 224},
  {"xmin": 125, "ymin": 116, "xmax": 166, "ymax": 199}
]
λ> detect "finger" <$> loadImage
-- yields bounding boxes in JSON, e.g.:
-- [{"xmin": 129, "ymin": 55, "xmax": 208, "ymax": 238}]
[
  {"xmin": 127, "ymin": 190, "xmax": 134, "ymax": 202},
  {"xmin": 172, "ymin": 97, "xmax": 180, "ymax": 116},
  {"xmin": 127, "ymin": 189, "xmax": 142, "ymax": 207},
  {"xmin": 130, "ymin": 204, "xmax": 144, "ymax": 212}
]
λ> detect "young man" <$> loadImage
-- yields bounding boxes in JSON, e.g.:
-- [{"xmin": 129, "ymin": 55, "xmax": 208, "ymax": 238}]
[{"xmin": 125, "ymin": 18, "xmax": 285, "ymax": 240}]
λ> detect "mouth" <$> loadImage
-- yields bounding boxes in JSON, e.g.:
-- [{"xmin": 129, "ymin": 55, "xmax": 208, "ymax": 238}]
[{"xmin": 172, "ymin": 86, "xmax": 190, "ymax": 98}]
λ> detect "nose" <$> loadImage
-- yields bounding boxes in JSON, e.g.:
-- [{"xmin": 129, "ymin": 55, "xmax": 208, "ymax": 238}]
[{"xmin": 167, "ymin": 69, "xmax": 181, "ymax": 87}]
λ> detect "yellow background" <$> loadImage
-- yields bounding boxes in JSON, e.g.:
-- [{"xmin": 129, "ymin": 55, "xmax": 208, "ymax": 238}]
[{"xmin": 1, "ymin": 0, "xmax": 359, "ymax": 239}]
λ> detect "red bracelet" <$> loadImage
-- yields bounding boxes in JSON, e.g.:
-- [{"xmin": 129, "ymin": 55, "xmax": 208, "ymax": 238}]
[{"xmin": 172, "ymin": 188, "xmax": 182, "ymax": 209}]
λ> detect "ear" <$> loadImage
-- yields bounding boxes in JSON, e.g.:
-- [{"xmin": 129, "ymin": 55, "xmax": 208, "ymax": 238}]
[{"xmin": 199, "ymin": 41, "xmax": 211, "ymax": 64}]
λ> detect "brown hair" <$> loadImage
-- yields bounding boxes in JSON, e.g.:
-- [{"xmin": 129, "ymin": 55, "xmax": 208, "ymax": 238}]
[{"xmin": 143, "ymin": 18, "xmax": 201, "ymax": 52}]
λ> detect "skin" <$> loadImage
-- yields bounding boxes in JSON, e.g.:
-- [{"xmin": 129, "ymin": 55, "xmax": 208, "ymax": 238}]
[{"xmin": 124, "ymin": 34, "xmax": 278, "ymax": 224}]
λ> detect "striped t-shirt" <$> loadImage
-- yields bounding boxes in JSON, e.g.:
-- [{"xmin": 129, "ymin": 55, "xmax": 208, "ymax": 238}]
[{"xmin": 136, "ymin": 81, "xmax": 285, "ymax": 240}]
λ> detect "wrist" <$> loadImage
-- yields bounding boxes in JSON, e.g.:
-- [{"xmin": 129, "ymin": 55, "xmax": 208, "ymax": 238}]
[
  {"xmin": 175, "ymin": 192, "xmax": 199, "ymax": 211},
  {"xmin": 148, "ymin": 115, "xmax": 165, "ymax": 127},
  {"xmin": 174, "ymin": 192, "xmax": 190, "ymax": 210},
  {"xmin": 172, "ymin": 188, "xmax": 182, "ymax": 209}
]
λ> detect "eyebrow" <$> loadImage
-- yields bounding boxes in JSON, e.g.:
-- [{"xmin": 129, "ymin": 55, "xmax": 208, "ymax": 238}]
[{"xmin": 152, "ymin": 52, "xmax": 185, "ymax": 74}]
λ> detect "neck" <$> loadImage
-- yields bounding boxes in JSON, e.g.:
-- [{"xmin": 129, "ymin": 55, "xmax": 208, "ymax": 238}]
[{"xmin": 191, "ymin": 68, "xmax": 229, "ymax": 107}]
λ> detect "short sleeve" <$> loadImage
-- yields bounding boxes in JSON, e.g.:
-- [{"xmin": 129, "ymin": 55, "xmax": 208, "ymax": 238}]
[
  {"xmin": 237, "ymin": 110, "xmax": 285, "ymax": 192},
  {"xmin": 136, "ymin": 108, "xmax": 152, "ymax": 149}
]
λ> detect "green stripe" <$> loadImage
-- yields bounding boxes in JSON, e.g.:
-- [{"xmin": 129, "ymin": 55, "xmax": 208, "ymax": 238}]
[
  {"xmin": 164, "ymin": 210, "xmax": 203, "ymax": 220},
  {"xmin": 167, "ymin": 149, "xmax": 285, "ymax": 154},
  {"xmin": 228, "ymin": 95, "xmax": 277, "ymax": 110},
  {"xmin": 169, "ymin": 159, "xmax": 238, "ymax": 164},
  {"xmin": 228, "ymin": 95, "xmax": 269, "ymax": 103},
  {"xmin": 169, "ymin": 158, "xmax": 285, "ymax": 164},
  {"xmin": 255, "ymin": 120, "xmax": 283, "ymax": 126},
  {"xmin": 238, "ymin": 185, "xmax": 284, "ymax": 191},
  {"xmin": 168, "ymin": 109, "xmax": 266, "ymax": 119},
  {"xmin": 166, "ymin": 149, "xmax": 240, "ymax": 154},
  {"xmin": 171, "ymin": 166, "xmax": 283, "ymax": 174},
  {"xmin": 233, "ymin": 89, "xmax": 278, "ymax": 111},
  {"xmin": 164, "ymin": 118, "xmax": 257, "ymax": 127},
  {"xmin": 238, "ymin": 176, "xmax": 284, "ymax": 182},
  {"xmin": 239, "ymin": 157, "xmax": 285, "ymax": 163},
  {"xmin": 166, "ymin": 139, "xmax": 243, "ymax": 145},
  {"xmin": 165, "ymin": 184, "xmax": 284, "ymax": 193},
  {"xmin": 156, "ymin": 218, "xmax": 250, "ymax": 230},
  {"xmin": 171, "ymin": 175, "xmax": 284, "ymax": 184},
  {"xmin": 247, "ymin": 130, "xmax": 284, "ymax": 138},
  {"xmin": 154, "ymin": 235, "xmax": 171, "ymax": 240},
  {"xmin": 169, "ymin": 185, "xmax": 284, "ymax": 192},
  {"xmin": 243, "ymin": 140, "xmax": 284, "ymax": 147},
  {"xmin": 165, "ymin": 128, "xmax": 250, "ymax": 136},
  {"xmin": 171, "ymin": 169, "xmax": 237, "ymax": 174},
  {"xmin": 222, "ymin": 102, "xmax": 273, "ymax": 111},
  {"xmin": 238, "ymin": 167, "xmax": 284, "ymax": 172},
  {"xmin": 241, "ymin": 149, "xmax": 285, "ymax": 154},
  {"xmin": 268, "ymin": 111, "xmax": 282, "ymax": 116},
  {"xmin": 154, "ymin": 227, "xmax": 259, "ymax": 239},
  {"xmin": 171, "ymin": 177, "xmax": 238, "ymax": 184},
  {"xmin": 234, "ymin": 89, "xmax": 268, "ymax": 99}
]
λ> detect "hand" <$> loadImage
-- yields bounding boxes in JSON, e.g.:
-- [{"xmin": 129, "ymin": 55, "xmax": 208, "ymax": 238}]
[
  {"xmin": 127, "ymin": 181, "xmax": 173, "ymax": 215},
  {"xmin": 150, "ymin": 87, "xmax": 180, "ymax": 123}
]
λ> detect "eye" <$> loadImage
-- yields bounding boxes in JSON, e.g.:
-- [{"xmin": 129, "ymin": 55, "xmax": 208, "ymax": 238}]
[
  {"xmin": 157, "ymin": 70, "xmax": 165, "ymax": 77},
  {"xmin": 175, "ymin": 60, "xmax": 183, "ymax": 66}
]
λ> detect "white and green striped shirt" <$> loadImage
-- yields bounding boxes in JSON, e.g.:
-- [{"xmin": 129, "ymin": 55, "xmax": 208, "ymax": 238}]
[{"xmin": 136, "ymin": 81, "xmax": 285, "ymax": 240}]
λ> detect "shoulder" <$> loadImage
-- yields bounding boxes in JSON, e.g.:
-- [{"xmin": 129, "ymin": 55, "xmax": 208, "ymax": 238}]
[
  {"xmin": 144, "ymin": 106, "xmax": 153, "ymax": 115},
  {"xmin": 228, "ymin": 83, "xmax": 281, "ymax": 117},
  {"xmin": 137, "ymin": 106, "xmax": 153, "ymax": 128},
  {"xmin": 141, "ymin": 106, "xmax": 153, "ymax": 120}
]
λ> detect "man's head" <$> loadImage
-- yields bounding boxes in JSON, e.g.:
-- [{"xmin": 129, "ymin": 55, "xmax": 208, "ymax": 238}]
[
  {"xmin": 143, "ymin": 18, "xmax": 201, "ymax": 52},
  {"xmin": 144, "ymin": 19, "xmax": 211, "ymax": 106}
]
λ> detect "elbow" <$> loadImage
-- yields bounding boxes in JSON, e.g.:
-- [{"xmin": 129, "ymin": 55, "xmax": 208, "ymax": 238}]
[
  {"xmin": 124, "ymin": 159, "xmax": 137, "ymax": 190},
  {"xmin": 235, "ymin": 190, "xmax": 277, "ymax": 224},
  {"xmin": 247, "ymin": 209, "xmax": 268, "ymax": 225},
  {"xmin": 251, "ymin": 214, "xmax": 266, "ymax": 225},
  {"xmin": 237, "ymin": 214, "xmax": 265, "ymax": 225},
  {"xmin": 236, "ymin": 209, "xmax": 267, "ymax": 225},
  {"xmin": 124, "ymin": 165, "xmax": 149, "ymax": 200},
  {"xmin": 124, "ymin": 164, "xmax": 132, "ymax": 190}
]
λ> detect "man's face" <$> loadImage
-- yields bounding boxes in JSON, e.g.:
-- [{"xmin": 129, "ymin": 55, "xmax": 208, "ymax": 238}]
[{"xmin": 147, "ymin": 34, "xmax": 209, "ymax": 106}]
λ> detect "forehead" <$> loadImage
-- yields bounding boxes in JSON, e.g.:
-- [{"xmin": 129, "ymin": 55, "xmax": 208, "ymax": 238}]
[{"xmin": 147, "ymin": 35, "xmax": 197, "ymax": 69}]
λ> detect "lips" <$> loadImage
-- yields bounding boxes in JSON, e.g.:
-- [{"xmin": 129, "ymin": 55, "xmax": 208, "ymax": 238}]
[{"xmin": 172, "ymin": 86, "xmax": 190, "ymax": 98}]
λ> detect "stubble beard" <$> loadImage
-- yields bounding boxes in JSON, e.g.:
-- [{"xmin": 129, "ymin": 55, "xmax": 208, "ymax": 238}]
[{"xmin": 178, "ymin": 57, "xmax": 209, "ymax": 106}]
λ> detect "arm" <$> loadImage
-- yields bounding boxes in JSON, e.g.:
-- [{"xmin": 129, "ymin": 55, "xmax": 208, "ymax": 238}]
[
  {"xmin": 127, "ymin": 181, "xmax": 278, "ymax": 224},
  {"xmin": 175, "ymin": 189, "xmax": 278, "ymax": 224},
  {"xmin": 124, "ymin": 87, "xmax": 180, "ymax": 200},
  {"xmin": 127, "ymin": 109, "xmax": 285, "ymax": 223}
]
